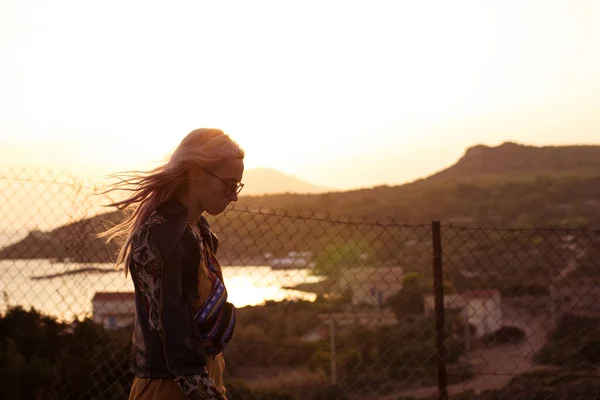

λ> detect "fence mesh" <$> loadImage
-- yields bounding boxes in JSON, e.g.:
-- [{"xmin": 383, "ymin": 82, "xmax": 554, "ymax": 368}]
[{"xmin": 1, "ymin": 167, "xmax": 599, "ymax": 400}]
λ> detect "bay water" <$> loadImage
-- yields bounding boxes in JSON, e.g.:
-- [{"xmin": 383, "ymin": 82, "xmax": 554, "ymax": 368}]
[{"xmin": 0, "ymin": 259, "xmax": 319, "ymax": 322}]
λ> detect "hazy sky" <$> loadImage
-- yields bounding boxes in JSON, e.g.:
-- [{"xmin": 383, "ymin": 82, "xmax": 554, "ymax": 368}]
[{"xmin": 1, "ymin": 0, "xmax": 600, "ymax": 190}]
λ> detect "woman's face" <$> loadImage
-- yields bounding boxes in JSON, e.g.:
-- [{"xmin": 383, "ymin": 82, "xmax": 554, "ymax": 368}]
[{"xmin": 192, "ymin": 158, "xmax": 245, "ymax": 216}]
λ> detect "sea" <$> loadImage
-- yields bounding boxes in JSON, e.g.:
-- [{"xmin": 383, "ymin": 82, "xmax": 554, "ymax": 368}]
[{"xmin": 0, "ymin": 258, "xmax": 319, "ymax": 322}]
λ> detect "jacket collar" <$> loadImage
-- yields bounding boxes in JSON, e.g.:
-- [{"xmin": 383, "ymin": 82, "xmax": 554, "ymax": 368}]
[
  {"xmin": 157, "ymin": 198, "xmax": 217, "ymax": 252},
  {"xmin": 157, "ymin": 198, "xmax": 213, "ymax": 231},
  {"xmin": 157, "ymin": 198, "xmax": 188, "ymax": 220}
]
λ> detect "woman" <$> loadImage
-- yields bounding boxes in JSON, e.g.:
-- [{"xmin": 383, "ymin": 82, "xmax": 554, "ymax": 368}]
[{"xmin": 100, "ymin": 128, "xmax": 244, "ymax": 399}]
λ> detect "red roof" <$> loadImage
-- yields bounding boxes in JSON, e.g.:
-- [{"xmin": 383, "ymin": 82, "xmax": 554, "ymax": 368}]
[{"xmin": 92, "ymin": 292, "xmax": 135, "ymax": 302}]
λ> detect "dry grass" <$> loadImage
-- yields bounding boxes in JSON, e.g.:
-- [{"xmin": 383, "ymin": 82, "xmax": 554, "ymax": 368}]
[{"xmin": 239, "ymin": 366, "xmax": 329, "ymax": 392}]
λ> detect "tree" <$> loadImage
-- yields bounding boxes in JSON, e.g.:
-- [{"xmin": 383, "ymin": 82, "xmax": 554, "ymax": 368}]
[
  {"xmin": 313, "ymin": 239, "xmax": 374, "ymax": 279},
  {"xmin": 387, "ymin": 272, "xmax": 427, "ymax": 318}
]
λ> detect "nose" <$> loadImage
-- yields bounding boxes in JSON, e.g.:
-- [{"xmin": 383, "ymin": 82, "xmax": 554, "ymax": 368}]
[{"xmin": 228, "ymin": 192, "xmax": 238, "ymax": 202}]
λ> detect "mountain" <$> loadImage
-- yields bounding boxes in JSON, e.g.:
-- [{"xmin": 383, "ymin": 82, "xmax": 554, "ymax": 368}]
[
  {"xmin": 1, "ymin": 142, "xmax": 600, "ymax": 263},
  {"xmin": 235, "ymin": 142, "xmax": 600, "ymax": 225},
  {"xmin": 242, "ymin": 168, "xmax": 329, "ymax": 195},
  {"xmin": 424, "ymin": 142, "xmax": 600, "ymax": 183}
]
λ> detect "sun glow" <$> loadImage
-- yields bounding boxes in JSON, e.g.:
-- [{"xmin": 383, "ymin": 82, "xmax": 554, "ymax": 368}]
[{"xmin": 1, "ymin": 1, "xmax": 600, "ymax": 188}]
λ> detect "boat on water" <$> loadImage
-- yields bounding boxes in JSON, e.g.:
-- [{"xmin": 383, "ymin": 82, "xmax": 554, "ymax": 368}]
[{"xmin": 268, "ymin": 250, "xmax": 316, "ymax": 270}]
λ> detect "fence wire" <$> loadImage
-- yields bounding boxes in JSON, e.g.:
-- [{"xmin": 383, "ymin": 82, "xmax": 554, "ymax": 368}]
[{"xmin": 0, "ymin": 168, "xmax": 599, "ymax": 400}]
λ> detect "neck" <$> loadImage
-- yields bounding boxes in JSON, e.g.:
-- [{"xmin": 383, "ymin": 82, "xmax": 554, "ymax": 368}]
[{"xmin": 175, "ymin": 192, "xmax": 204, "ymax": 226}]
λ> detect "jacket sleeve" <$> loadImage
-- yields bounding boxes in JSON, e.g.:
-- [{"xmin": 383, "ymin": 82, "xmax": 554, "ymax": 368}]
[{"xmin": 145, "ymin": 220, "xmax": 226, "ymax": 400}]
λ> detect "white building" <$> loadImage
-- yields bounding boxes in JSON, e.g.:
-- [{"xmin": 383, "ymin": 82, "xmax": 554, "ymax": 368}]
[
  {"xmin": 424, "ymin": 289, "xmax": 502, "ymax": 338},
  {"xmin": 92, "ymin": 292, "xmax": 136, "ymax": 329},
  {"xmin": 337, "ymin": 267, "xmax": 404, "ymax": 307},
  {"xmin": 424, "ymin": 293, "xmax": 468, "ymax": 314}
]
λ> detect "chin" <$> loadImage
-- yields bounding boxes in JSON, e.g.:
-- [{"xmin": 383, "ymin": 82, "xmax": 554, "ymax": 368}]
[{"xmin": 206, "ymin": 204, "xmax": 228, "ymax": 216}]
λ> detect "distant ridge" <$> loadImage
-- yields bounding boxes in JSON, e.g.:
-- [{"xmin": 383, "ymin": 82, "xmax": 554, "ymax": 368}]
[
  {"xmin": 242, "ymin": 168, "xmax": 329, "ymax": 195},
  {"xmin": 424, "ymin": 142, "xmax": 600, "ymax": 182}
]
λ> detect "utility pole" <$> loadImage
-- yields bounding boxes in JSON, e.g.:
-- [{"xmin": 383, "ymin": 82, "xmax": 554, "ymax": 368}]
[
  {"xmin": 463, "ymin": 307, "xmax": 470, "ymax": 352},
  {"xmin": 549, "ymin": 265, "xmax": 556, "ymax": 325},
  {"xmin": 329, "ymin": 317, "xmax": 337, "ymax": 386}
]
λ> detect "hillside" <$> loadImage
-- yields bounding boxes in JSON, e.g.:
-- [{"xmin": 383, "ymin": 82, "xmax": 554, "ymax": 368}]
[
  {"xmin": 1, "ymin": 142, "xmax": 599, "ymax": 264},
  {"xmin": 237, "ymin": 142, "xmax": 600, "ymax": 225}
]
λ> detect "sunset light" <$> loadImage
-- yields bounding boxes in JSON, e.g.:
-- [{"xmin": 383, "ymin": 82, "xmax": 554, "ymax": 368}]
[
  {"xmin": 2, "ymin": 1, "xmax": 600, "ymax": 189},
  {"xmin": 2, "ymin": 2, "xmax": 600, "ymax": 397}
]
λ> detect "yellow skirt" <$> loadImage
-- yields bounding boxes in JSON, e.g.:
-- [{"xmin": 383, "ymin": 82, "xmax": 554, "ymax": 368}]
[{"xmin": 129, "ymin": 354, "xmax": 226, "ymax": 399}]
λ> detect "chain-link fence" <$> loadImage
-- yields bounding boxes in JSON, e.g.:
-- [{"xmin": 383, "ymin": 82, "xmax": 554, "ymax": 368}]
[{"xmin": 1, "ymin": 168, "xmax": 600, "ymax": 400}]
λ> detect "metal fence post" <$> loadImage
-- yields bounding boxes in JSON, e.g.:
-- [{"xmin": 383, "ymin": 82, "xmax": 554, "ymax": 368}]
[{"xmin": 432, "ymin": 221, "xmax": 448, "ymax": 400}]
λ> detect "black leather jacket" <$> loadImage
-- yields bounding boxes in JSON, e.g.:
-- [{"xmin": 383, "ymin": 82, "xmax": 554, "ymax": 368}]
[{"xmin": 127, "ymin": 199, "xmax": 226, "ymax": 399}]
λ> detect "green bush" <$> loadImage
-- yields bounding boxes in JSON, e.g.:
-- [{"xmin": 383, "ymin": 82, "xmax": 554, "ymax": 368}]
[
  {"xmin": 0, "ymin": 306, "xmax": 132, "ymax": 400},
  {"xmin": 534, "ymin": 314, "xmax": 600, "ymax": 368}
]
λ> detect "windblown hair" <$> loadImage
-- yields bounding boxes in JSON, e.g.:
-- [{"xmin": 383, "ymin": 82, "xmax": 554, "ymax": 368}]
[{"xmin": 99, "ymin": 128, "xmax": 244, "ymax": 275}]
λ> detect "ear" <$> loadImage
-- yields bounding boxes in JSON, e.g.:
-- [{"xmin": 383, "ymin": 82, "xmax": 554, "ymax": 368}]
[
  {"xmin": 182, "ymin": 168, "xmax": 192, "ymax": 186},
  {"xmin": 187, "ymin": 167, "xmax": 203, "ymax": 182}
]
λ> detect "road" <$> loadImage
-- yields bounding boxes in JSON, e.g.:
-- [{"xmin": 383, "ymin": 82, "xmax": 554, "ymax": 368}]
[{"xmin": 372, "ymin": 297, "xmax": 553, "ymax": 399}]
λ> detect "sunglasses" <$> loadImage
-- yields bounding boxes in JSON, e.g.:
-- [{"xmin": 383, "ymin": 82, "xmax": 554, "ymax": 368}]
[{"xmin": 202, "ymin": 168, "xmax": 244, "ymax": 197}]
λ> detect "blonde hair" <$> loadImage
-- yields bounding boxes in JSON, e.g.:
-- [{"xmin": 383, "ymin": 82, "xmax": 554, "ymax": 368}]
[{"xmin": 99, "ymin": 128, "xmax": 244, "ymax": 275}]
